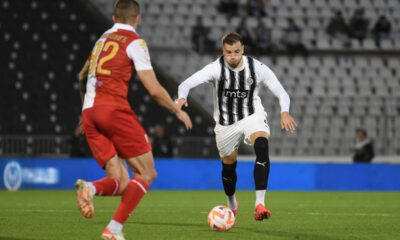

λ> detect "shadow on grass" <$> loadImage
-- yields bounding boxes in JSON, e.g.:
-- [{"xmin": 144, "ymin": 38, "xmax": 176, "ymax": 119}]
[
  {"xmin": 129, "ymin": 220, "xmax": 241, "ymax": 236},
  {"xmin": 238, "ymin": 226, "xmax": 343, "ymax": 240},
  {"xmin": 130, "ymin": 220, "xmax": 205, "ymax": 228}
]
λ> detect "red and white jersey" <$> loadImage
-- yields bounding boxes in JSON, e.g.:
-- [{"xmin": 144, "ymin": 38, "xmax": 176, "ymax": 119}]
[{"xmin": 83, "ymin": 23, "xmax": 153, "ymax": 111}]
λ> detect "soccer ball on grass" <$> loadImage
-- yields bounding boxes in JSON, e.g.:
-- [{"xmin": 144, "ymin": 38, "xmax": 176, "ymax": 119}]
[{"xmin": 207, "ymin": 206, "xmax": 236, "ymax": 231}]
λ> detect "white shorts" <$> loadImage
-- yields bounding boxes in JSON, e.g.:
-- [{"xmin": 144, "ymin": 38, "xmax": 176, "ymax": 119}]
[{"xmin": 214, "ymin": 111, "xmax": 270, "ymax": 158}]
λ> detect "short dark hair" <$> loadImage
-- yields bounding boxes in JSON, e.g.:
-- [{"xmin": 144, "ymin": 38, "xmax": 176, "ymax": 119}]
[
  {"xmin": 114, "ymin": 0, "xmax": 140, "ymax": 22},
  {"xmin": 356, "ymin": 128, "xmax": 367, "ymax": 137},
  {"xmin": 222, "ymin": 32, "xmax": 243, "ymax": 46}
]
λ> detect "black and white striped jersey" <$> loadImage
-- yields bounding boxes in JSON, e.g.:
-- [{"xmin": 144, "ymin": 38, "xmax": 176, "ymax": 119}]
[{"xmin": 178, "ymin": 55, "xmax": 290, "ymax": 126}]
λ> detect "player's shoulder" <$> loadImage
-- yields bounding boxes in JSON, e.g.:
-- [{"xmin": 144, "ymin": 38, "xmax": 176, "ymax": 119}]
[
  {"xmin": 125, "ymin": 36, "xmax": 150, "ymax": 56},
  {"xmin": 102, "ymin": 28, "xmax": 144, "ymax": 50},
  {"xmin": 246, "ymin": 56, "xmax": 266, "ymax": 67},
  {"xmin": 248, "ymin": 56, "xmax": 273, "ymax": 73},
  {"xmin": 116, "ymin": 29, "xmax": 142, "ymax": 43},
  {"xmin": 200, "ymin": 57, "xmax": 221, "ymax": 70},
  {"xmin": 130, "ymin": 38, "xmax": 149, "ymax": 49},
  {"xmin": 212, "ymin": 57, "xmax": 223, "ymax": 66}
]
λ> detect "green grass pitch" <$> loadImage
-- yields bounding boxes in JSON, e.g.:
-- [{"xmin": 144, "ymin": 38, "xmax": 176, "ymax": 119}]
[{"xmin": 0, "ymin": 190, "xmax": 399, "ymax": 240}]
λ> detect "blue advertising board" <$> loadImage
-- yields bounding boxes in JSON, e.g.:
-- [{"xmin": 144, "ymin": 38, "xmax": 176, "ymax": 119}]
[{"xmin": 1, "ymin": 158, "xmax": 400, "ymax": 191}]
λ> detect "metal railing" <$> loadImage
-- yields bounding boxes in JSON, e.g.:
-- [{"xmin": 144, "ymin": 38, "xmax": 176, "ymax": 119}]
[{"xmin": 0, "ymin": 135, "xmax": 71, "ymax": 157}]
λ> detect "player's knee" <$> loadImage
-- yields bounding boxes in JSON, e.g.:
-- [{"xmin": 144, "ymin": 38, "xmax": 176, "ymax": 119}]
[
  {"xmin": 119, "ymin": 177, "xmax": 130, "ymax": 194},
  {"xmin": 150, "ymin": 169, "xmax": 157, "ymax": 182},
  {"xmin": 142, "ymin": 169, "xmax": 157, "ymax": 185},
  {"xmin": 106, "ymin": 170, "xmax": 121, "ymax": 181},
  {"xmin": 254, "ymin": 137, "xmax": 269, "ymax": 153},
  {"xmin": 254, "ymin": 137, "xmax": 269, "ymax": 163},
  {"xmin": 222, "ymin": 161, "xmax": 237, "ymax": 175}
]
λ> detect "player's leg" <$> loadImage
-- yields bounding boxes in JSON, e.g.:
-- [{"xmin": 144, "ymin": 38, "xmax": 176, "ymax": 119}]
[
  {"xmin": 75, "ymin": 109, "xmax": 121, "ymax": 219},
  {"xmin": 243, "ymin": 112, "xmax": 271, "ymax": 221},
  {"xmin": 106, "ymin": 157, "xmax": 131, "ymax": 194},
  {"xmin": 80, "ymin": 106, "xmax": 136, "ymax": 198},
  {"xmin": 215, "ymin": 123, "xmax": 243, "ymax": 216},
  {"xmin": 83, "ymin": 155, "xmax": 131, "ymax": 196},
  {"xmin": 221, "ymin": 150, "xmax": 239, "ymax": 216},
  {"xmin": 101, "ymin": 107, "xmax": 153, "ymax": 238},
  {"xmin": 75, "ymin": 159, "xmax": 126, "ymax": 219},
  {"xmin": 75, "ymin": 154, "xmax": 130, "ymax": 219},
  {"xmin": 249, "ymin": 131, "xmax": 271, "ymax": 221},
  {"xmin": 103, "ymin": 151, "xmax": 156, "ymax": 237}
]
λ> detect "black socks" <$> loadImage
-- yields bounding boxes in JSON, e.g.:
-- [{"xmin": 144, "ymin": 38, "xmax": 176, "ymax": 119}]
[
  {"xmin": 222, "ymin": 161, "xmax": 237, "ymax": 196},
  {"xmin": 253, "ymin": 137, "xmax": 270, "ymax": 190}
]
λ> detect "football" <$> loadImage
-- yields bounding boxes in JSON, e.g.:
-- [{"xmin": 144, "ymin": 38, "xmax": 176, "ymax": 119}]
[{"xmin": 207, "ymin": 206, "xmax": 236, "ymax": 231}]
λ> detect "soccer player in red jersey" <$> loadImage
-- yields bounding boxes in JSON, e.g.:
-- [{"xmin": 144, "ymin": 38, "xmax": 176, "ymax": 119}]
[{"xmin": 74, "ymin": 1, "xmax": 192, "ymax": 239}]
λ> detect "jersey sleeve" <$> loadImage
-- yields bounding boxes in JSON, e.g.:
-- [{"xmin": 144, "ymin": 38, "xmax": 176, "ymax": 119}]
[
  {"xmin": 256, "ymin": 60, "xmax": 290, "ymax": 113},
  {"xmin": 178, "ymin": 61, "xmax": 219, "ymax": 100},
  {"xmin": 126, "ymin": 39, "xmax": 153, "ymax": 71}
]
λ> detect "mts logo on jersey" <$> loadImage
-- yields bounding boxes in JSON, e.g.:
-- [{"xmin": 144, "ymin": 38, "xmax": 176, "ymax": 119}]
[{"xmin": 224, "ymin": 89, "xmax": 248, "ymax": 98}]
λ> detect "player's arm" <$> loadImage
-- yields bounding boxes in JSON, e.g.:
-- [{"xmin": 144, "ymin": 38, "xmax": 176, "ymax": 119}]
[
  {"xmin": 128, "ymin": 39, "xmax": 192, "ymax": 130},
  {"xmin": 260, "ymin": 63, "xmax": 297, "ymax": 133},
  {"xmin": 75, "ymin": 59, "xmax": 90, "ymax": 135},
  {"xmin": 137, "ymin": 70, "xmax": 192, "ymax": 130},
  {"xmin": 78, "ymin": 60, "xmax": 90, "ymax": 103},
  {"xmin": 136, "ymin": 70, "xmax": 179, "ymax": 113},
  {"xmin": 176, "ymin": 63, "xmax": 216, "ymax": 110}
]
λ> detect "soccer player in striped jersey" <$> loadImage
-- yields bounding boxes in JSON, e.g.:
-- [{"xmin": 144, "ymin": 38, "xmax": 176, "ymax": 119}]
[{"xmin": 176, "ymin": 32, "xmax": 297, "ymax": 222}]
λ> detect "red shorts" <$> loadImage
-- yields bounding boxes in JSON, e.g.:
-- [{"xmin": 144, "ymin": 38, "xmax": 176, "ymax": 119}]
[{"xmin": 82, "ymin": 105, "xmax": 152, "ymax": 168}]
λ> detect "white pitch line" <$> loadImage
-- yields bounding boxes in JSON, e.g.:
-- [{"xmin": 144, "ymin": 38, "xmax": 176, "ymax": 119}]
[{"xmin": 287, "ymin": 212, "xmax": 392, "ymax": 217}]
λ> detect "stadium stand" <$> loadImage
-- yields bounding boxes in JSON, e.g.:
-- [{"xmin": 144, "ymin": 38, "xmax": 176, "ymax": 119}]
[
  {"xmin": 0, "ymin": 0, "xmax": 217, "ymax": 158},
  {"xmin": 1, "ymin": 0, "xmax": 399, "ymax": 158},
  {"xmin": 124, "ymin": 0, "xmax": 400, "ymax": 156}
]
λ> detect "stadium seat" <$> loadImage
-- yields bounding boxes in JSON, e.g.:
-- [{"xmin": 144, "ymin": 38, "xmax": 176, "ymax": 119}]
[{"xmin": 3, "ymin": 0, "xmax": 400, "ymax": 157}]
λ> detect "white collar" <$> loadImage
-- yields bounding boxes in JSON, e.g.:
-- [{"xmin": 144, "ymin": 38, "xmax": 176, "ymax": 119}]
[{"xmin": 112, "ymin": 23, "xmax": 137, "ymax": 33}]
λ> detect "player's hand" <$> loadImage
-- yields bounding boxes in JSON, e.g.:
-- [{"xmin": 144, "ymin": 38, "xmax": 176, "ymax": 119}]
[
  {"xmin": 175, "ymin": 110, "xmax": 192, "ymax": 130},
  {"xmin": 174, "ymin": 98, "xmax": 188, "ymax": 111},
  {"xmin": 281, "ymin": 112, "xmax": 297, "ymax": 133}
]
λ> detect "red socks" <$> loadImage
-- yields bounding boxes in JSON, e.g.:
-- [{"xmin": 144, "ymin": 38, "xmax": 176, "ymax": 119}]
[
  {"xmin": 92, "ymin": 177, "xmax": 150, "ymax": 225},
  {"xmin": 112, "ymin": 177, "xmax": 149, "ymax": 224},
  {"xmin": 92, "ymin": 177, "xmax": 120, "ymax": 196}
]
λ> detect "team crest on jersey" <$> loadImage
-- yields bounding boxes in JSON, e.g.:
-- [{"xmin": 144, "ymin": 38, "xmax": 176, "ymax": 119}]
[
  {"xmin": 139, "ymin": 40, "xmax": 150, "ymax": 63},
  {"xmin": 139, "ymin": 39, "xmax": 147, "ymax": 47},
  {"xmin": 247, "ymin": 77, "xmax": 254, "ymax": 85}
]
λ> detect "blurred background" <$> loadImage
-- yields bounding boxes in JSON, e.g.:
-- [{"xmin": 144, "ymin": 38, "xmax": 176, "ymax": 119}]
[{"xmin": 1, "ymin": 0, "xmax": 399, "ymax": 162}]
